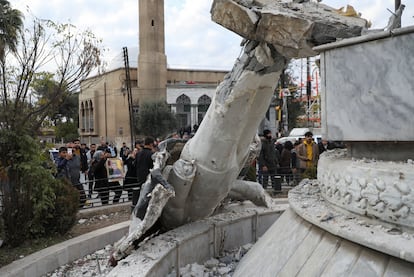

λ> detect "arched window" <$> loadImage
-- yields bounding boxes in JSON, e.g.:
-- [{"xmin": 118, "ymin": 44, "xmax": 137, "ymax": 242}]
[
  {"xmin": 80, "ymin": 102, "xmax": 86, "ymax": 131},
  {"xmin": 176, "ymin": 94, "xmax": 191, "ymax": 112},
  {"xmin": 88, "ymin": 100, "xmax": 94, "ymax": 131},
  {"xmin": 176, "ymin": 94, "xmax": 191, "ymax": 129},
  {"xmin": 197, "ymin": 95, "xmax": 211, "ymax": 124}
]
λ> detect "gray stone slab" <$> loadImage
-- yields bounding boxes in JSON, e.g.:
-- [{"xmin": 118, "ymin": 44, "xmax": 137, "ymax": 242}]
[
  {"xmin": 320, "ymin": 27, "xmax": 414, "ymax": 142},
  {"xmin": 295, "ymin": 232, "xmax": 340, "ymax": 276},
  {"xmin": 320, "ymin": 239, "xmax": 361, "ymax": 277},
  {"xmin": 349, "ymin": 248, "xmax": 388, "ymax": 276},
  {"xmin": 384, "ymin": 257, "xmax": 414, "ymax": 277},
  {"xmin": 234, "ymin": 209, "xmax": 312, "ymax": 276},
  {"xmin": 278, "ymin": 225, "xmax": 324, "ymax": 277},
  {"xmin": 232, "ymin": 204, "xmax": 414, "ymax": 277}
]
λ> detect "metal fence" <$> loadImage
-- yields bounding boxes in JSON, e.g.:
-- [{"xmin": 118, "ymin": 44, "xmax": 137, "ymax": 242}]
[
  {"xmin": 0, "ymin": 175, "xmax": 139, "ymax": 212},
  {"xmin": 0, "ymin": 169, "xmax": 299, "ymax": 211},
  {"xmin": 257, "ymin": 166, "xmax": 301, "ymax": 191},
  {"xmin": 78, "ymin": 176, "xmax": 139, "ymax": 209}
]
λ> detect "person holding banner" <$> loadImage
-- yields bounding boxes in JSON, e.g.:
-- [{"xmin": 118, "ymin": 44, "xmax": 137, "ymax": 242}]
[{"xmin": 91, "ymin": 150, "xmax": 122, "ymax": 205}]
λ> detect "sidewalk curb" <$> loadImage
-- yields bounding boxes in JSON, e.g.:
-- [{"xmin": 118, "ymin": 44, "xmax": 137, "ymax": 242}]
[{"xmin": 0, "ymin": 204, "xmax": 131, "ymax": 277}]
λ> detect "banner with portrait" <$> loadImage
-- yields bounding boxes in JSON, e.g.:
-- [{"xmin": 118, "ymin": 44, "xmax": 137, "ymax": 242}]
[{"xmin": 106, "ymin": 158, "xmax": 124, "ymax": 182}]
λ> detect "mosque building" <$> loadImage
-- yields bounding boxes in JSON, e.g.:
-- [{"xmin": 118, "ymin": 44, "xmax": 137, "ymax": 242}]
[
  {"xmin": 78, "ymin": 0, "xmax": 276, "ymax": 147},
  {"xmin": 78, "ymin": 0, "xmax": 228, "ymax": 146}
]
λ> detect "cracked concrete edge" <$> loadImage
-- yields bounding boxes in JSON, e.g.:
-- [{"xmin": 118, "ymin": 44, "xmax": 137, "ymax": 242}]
[
  {"xmin": 108, "ymin": 200, "xmax": 289, "ymax": 277},
  {"xmin": 0, "ymin": 204, "xmax": 131, "ymax": 277},
  {"xmin": 0, "ymin": 200, "xmax": 288, "ymax": 277},
  {"xmin": 288, "ymin": 182, "xmax": 414, "ymax": 263},
  {"xmin": 77, "ymin": 202, "xmax": 132, "ymax": 219},
  {"xmin": 314, "ymin": 25, "xmax": 414, "ymax": 52}
]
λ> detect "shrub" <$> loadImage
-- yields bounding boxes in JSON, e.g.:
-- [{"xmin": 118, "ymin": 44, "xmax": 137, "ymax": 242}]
[
  {"xmin": 0, "ymin": 130, "xmax": 79, "ymax": 246},
  {"xmin": 46, "ymin": 178, "xmax": 79, "ymax": 235}
]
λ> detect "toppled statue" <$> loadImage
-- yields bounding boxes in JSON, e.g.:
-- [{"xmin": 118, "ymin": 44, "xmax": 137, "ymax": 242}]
[{"xmin": 110, "ymin": 0, "xmax": 369, "ymax": 264}]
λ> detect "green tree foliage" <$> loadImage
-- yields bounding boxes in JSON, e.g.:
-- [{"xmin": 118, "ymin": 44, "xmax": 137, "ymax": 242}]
[
  {"xmin": 31, "ymin": 73, "xmax": 76, "ymax": 122},
  {"xmin": 0, "ymin": 2, "xmax": 103, "ymax": 247},
  {"xmin": 31, "ymin": 73, "xmax": 80, "ymax": 140},
  {"xmin": 0, "ymin": 0, "xmax": 24, "ymax": 62},
  {"xmin": 134, "ymin": 101, "xmax": 177, "ymax": 139},
  {"xmin": 0, "ymin": 129, "xmax": 79, "ymax": 246},
  {"xmin": 55, "ymin": 120, "xmax": 79, "ymax": 142}
]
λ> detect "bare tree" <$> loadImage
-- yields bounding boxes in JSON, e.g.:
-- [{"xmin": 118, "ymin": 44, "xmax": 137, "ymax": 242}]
[
  {"xmin": 0, "ymin": 16, "xmax": 104, "ymax": 134},
  {"xmin": 0, "ymin": 12, "xmax": 104, "ymax": 246}
]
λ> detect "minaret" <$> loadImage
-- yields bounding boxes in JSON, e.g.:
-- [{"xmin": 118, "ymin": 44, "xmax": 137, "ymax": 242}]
[{"xmin": 137, "ymin": 0, "xmax": 167, "ymax": 102}]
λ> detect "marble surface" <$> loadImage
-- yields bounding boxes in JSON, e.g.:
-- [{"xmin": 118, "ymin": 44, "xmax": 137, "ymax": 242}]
[
  {"xmin": 320, "ymin": 29, "xmax": 414, "ymax": 141},
  {"xmin": 234, "ymin": 208, "xmax": 414, "ymax": 276},
  {"xmin": 288, "ymin": 179, "xmax": 414, "ymax": 263},
  {"xmin": 318, "ymin": 149, "xmax": 414, "ymax": 229}
]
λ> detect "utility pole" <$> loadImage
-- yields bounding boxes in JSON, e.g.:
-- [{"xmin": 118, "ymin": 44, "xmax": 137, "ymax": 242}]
[
  {"xmin": 306, "ymin": 57, "xmax": 311, "ymax": 127},
  {"xmin": 280, "ymin": 69, "xmax": 289, "ymax": 135},
  {"xmin": 395, "ymin": 0, "xmax": 402, "ymax": 28},
  {"xmin": 123, "ymin": 47, "xmax": 135, "ymax": 148}
]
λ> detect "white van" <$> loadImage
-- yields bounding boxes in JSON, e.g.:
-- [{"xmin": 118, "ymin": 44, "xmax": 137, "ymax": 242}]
[{"xmin": 276, "ymin": 128, "xmax": 322, "ymax": 145}]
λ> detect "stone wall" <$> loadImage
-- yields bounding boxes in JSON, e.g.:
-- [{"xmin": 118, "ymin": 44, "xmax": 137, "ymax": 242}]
[{"xmin": 317, "ymin": 26, "xmax": 414, "ymax": 143}]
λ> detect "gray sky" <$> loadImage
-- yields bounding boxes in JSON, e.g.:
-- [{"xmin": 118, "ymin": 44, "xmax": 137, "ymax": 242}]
[{"xmin": 13, "ymin": 0, "xmax": 414, "ymax": 71}]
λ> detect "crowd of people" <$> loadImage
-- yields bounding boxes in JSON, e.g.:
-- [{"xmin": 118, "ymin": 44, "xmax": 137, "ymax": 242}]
[
  {"xmin": 257, "ymin": 129, "xmax": 324, "ymax": 190},
  {"xmin": 54, "ymin": 138, "xmax": 159, "ymax": 208},
  {"xmin": 53, "ymin": 128, "xmax": 340, "ymax": 207}
]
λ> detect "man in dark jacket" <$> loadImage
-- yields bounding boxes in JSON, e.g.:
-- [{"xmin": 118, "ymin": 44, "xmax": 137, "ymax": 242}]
[
  {"xmin": 68, "ymin": 139, "xmax": 86, "ymax": 207},
  {"xmin": 279, "ymin": 140, "xmax": 294, "ymax": 185},
  {"xmin": 120, "ymin": 142, "xmax": 130, "ymax": 164},
  {"xmin": 55, "ymin": 146, "xmax": 69, "ymax": 179},
  {"xmin": 258, "ymin": 129, "xmax": 279, "ymax": 189},
  {"xmin": 133, "ymin": 137, "xmax": 155, "ymax": 206}
]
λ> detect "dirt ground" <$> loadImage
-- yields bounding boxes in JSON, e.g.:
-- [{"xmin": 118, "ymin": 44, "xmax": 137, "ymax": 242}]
[{"xmin": 70, "ymin": 204, "xmax": 132, "ymax": 237}]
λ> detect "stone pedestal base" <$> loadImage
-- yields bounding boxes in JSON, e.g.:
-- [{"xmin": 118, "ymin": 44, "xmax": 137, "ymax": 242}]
[{"xmin": 318, "ymin": 149, "xmax": 414, "ymax": 229}]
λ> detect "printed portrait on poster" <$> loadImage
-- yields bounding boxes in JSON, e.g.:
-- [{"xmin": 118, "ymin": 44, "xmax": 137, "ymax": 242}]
[{"xmin": 106, "ymin": 158, "xmax": 124, "ymax": 182}]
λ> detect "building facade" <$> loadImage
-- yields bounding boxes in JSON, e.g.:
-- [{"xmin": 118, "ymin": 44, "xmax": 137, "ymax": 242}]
[
  {"xmin": 79, "ymin": 65, "xmax": 228, "ymax": 146},
  {"xmin": 78, "ymin": 0, "xmax": 276, "ymax": 147}
]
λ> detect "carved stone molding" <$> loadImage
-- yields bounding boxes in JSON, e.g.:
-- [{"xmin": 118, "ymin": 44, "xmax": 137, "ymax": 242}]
[
  {"xmin": 288, "ymin": 181, "xmax": 414, "ymax": 263},
  {"xmin": 318, "ymin": 149, "xmax": 414, "ymax": 229}
]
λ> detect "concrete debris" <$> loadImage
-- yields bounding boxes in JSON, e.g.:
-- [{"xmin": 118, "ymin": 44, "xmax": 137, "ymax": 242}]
[
  {"xmin": 205, "ymin": 258, "xmax": 220, "ymax": 268},
  {"xmin": 320, "ymin": 212, "xmax": 336, "ymax": 222},
  {"xmin": 166, "ymin": 244, "xmax": 252, "ymax": 277},
  {"xmin": 211, "ymin": 0, "xmax": 368, "ymax": 58},
  {"xmin": 64, "ymin": 238, "xmax": 249, "ymax": 276},
  {"xmin": 43, "ymin": 244, "xmax": 114, "ymax": 277},
  {"xmin": 77, "ymin": 218, "xmax": 87, "ymax": 224}
]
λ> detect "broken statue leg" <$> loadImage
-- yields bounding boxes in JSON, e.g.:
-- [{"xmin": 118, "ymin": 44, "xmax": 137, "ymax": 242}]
[
  {"xmin": 134, "ymin": 168, "xmax": 174, "ymax": 220},
  {"xmin": 109, "ymin": 183, "xmax": 175, "ymax": 265},
  {"xmin": 109, "ymin": 148, "xmax": 175, "ymax": 265},
  {"xmin": 160, "ymin": 40, "xmax": 287, "ymax": 229},
  {"xmin": 228, "ymin": 179, "xmax": 269, "ymax": 207}
]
